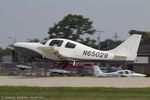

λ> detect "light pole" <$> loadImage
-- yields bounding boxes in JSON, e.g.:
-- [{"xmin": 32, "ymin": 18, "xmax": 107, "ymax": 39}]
[
  {"xmin": 8, "ymin": 36, "xmax": 16, "ymax": 45},
  {"xmin": 96, "ymin": 30, "xmax": 104, "ymax": 50},
  {"xmin": 8, "ymin": 36, "xmax": 16, "ymax": 63},
  {"xmin": 113, "ymin": 32, "xmax": 119, "ymax": 41}
]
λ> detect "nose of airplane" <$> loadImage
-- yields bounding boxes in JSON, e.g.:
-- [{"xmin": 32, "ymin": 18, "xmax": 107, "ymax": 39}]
[
  {"xmin": 141, "ymin": 74, "xmax": 146, "ymax": 77},
  {"xmin": 13, "ymin": 42, "xmax": 22, "ymax": 48},
  {"xmin": 134, "ymin": 73, "xmax": 146, "ymax": 77},
  {"xmin": 14, "ymin": 42, "xmax": 44, "ymax": 49},
  {"xmin": 14, "ymin": 42, "xmax": 32, "ymax": 48},
  {"xmin": 13, "ymin": 42, "xmax": 44, "ymax": 59}
]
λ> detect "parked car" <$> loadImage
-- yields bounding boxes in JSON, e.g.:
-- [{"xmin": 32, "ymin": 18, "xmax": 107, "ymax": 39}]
[
  {"xmin": 36, "ymin": 68, "xmax": 46, "ymax": 76},
  {"xmin": 8, "ymin": 68, "xmax": 18, "ymax": 76},
  {"xmin": 79, "ymin": 67, "xmax": 93, "ymax": 76},
  {"xmin": 21, "ymin": 69, "xmax": 32, "ymax": 76}
]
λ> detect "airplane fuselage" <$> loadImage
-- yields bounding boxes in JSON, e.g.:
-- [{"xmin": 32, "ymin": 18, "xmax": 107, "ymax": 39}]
[
  {"xmin": 44, "ymin": 39, "xmax": 114, "ymax": 61},
  {"xmin": 14, "ymin": 34, "xmax": 141, "ymax": 62},
  {"xmin": 93, "ymin": 65, "xmax": 146, "ymax": 77}
]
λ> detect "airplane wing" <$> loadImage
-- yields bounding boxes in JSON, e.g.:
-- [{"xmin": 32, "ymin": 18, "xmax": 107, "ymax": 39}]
[
  {"xmin": 37, "ymin": 47, "xmax": 64, "ymax": 61},
  {"xmin": 16, "ymin": 64, "xmax": 32, "ymax": 69}
]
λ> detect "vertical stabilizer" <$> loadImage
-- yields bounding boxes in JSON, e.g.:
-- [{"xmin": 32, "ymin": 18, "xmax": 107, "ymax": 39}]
[
  {"xmin": 93, "ymin": 65, "xmax": 104, "ymax": 77},
  {"xmin": 110, "ymin": 34, "xmax": 142, "ymax": 61}
]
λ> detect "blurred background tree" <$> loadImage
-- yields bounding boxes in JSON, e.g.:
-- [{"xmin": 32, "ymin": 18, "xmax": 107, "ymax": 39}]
[
  {"xmin": 0, "ymin": 48, "xmax": 12, "ymax": 62},
  {"xmin": 27, "ymin": 38, "xmax": 40, "ymax": 42},
  {"xmin": 48, "ymin": 14, "xmax": 97, "ymax": 48},
  {"xmin": 129, "ymin": 30, "xmax": 150, "ymax": 44}
]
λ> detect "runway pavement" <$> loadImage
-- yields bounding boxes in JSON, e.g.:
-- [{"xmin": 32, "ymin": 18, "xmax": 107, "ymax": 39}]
[{"xmin": 0, "ymin": 76, "xmax": 150, "ymax": 88}]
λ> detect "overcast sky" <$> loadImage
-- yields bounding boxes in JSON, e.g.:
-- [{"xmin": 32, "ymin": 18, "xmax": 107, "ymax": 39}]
[{"xmin": 0, "ymin": 0, "xmax": 150, "ymax": 48}]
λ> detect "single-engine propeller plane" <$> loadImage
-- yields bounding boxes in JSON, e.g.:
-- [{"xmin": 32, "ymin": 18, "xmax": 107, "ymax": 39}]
[
  {"xmin": 93, "ymin": 65, "xmax": 146, "ymax": 77},
  {"xmin": 14, "ymin": 34, "xmax": 141, "ymax": 65}
]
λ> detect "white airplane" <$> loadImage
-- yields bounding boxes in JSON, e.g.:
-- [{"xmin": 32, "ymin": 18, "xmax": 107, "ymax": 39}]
[
  {"xmin": 48, "ymin": 69, "xmax": 72, "ymax": 75},
  {"xmin": 16, "ymin": 64, "xmax": 32, "ymax": 69},
  {"xmin": 93, "ymin": 65, "xmax": 146, "ymax": 77},
  {"xmin": 14, "ymin": 34, "xmax": 141, "ymax": 65}
]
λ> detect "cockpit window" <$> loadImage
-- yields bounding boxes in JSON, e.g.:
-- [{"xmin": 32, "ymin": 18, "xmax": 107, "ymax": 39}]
[
  {"xmin": 49, "ymin": 40, "xmax": 63, "ymax": 47},
  {"xmin": 119, "ymin": 71, "xmax": 123, "ymax": 74},
  {"xmin": 125, "ymin": 71, "xmax": 129, "ymax": 74},
  {"xmin": 65, "ymin": 42, "xmax": 76, "ymax": 48}
]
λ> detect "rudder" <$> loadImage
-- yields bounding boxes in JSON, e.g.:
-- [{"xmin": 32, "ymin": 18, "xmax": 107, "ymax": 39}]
[{"xmin": 110, "ymin": 34, "xmax": 142, "ymax": 61}]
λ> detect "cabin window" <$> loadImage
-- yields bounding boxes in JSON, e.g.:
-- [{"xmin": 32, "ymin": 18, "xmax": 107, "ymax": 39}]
[
  {"xmin": 49, "ymin": 40, "xmax": 63, "ymax": 47},
  {"xmin": 119, "ymin": 71, "xmax": 123, "ymax": 74},
  {"xmin": 65, "ymin": 42, "xmax": 76, "ymax": 48},
  {"xmin": 125, "ymin": 71, "xmax": 129, "ymax": 74}
]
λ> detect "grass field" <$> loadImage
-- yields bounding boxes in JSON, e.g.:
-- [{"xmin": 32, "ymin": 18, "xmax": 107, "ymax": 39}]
[{"xmin": 0, "ymin": 86, "xmax": 150, "ymax": 100}]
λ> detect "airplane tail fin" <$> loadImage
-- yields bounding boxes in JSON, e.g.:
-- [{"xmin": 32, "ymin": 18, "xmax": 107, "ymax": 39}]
[
  {"xmin": 110, "ymin": 34, "xmax": 142, "ymax": 61},
  {"xmin": 93, "ymin": 65, "xmax": 104, "ymax": 77}
]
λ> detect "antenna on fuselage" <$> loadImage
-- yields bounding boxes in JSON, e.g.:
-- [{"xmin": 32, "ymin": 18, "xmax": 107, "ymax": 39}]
[{"xmin": 96, "ymin": 30, "xmax": 104, "ymax": 50}]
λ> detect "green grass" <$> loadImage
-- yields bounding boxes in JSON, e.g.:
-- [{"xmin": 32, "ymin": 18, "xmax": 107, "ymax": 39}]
[{"xmin": 0, "ymin": 86, "xmax": 150, "ymax": 100}]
